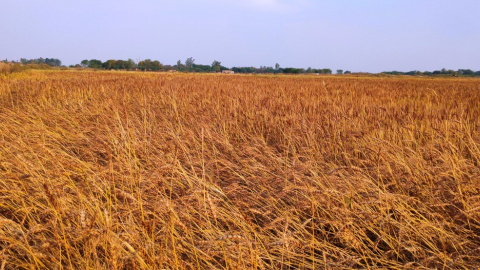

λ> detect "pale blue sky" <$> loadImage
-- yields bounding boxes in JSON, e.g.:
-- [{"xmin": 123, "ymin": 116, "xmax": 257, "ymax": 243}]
[{"xmin": 1, "ymin": 0, "xmax": 479, "ymax": 72}]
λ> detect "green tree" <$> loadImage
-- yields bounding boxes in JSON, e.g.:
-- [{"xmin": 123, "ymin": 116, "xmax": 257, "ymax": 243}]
[
  {"xmin": 114, "ymin": 60, "xmax": 125, "ymax": 69},
  {"xmin": 152, "ymin": 60, "xmax": 161, "ymax": 71},
  {"xmin": 125, "ymin": 59, "xmax": 135, "ymax": 70},
  {"xmin": 104, "ymin": 59, "xmax": 116, "ymax": 69},
  {"xmin": 193, "ymin": 64, "xmax": 212, "ymax": 72},
  {"xmin": 36, "ymin": 58, "xmax": 45, "ymax": 64},
  {"xmin": 336, "ymin": 69, "xmax": 343, "ymax": 74},
  {"xmin": 138, "ymin": 59, "xmax": 153, "ymax": 71},
  {"xmin": 176, "ymin": 60, "xmax": 185, "ymax": 71},
  {"xmin": 185, "ymin": 57, "xmax": 195, "ymax": 70},
  {"xmin": 458, "ymin": 69, "xmax": 474, "ymax": 76},
  {"xmin": 81, "ymin": 60, "xmax": 89, "ymax": 67},
  {"xmin": 212, "ymin": 60, "xmax": 221, "ymax": 72},
  {"xmin": 88, "ymin": 59, "xmax": 103, "ymax": 69},
  {"xmin": 282, "ymin": 67, "xmax": 303, "ymax": 74}
]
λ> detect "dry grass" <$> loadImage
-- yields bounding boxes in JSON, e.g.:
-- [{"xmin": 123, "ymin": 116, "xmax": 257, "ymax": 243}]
[
  {"xmin": 0, "ymin": 63, "xmax": 11, "ymax": 75},
  {"xmin": 1, "ymin": 70, "xmax": 479, "ymax": 269}
]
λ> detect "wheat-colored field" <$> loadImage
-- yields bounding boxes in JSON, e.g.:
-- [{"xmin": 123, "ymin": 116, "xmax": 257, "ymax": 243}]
[{"xmin": 0, "ymin": 70, "xmax": 479, "ymax": 269}]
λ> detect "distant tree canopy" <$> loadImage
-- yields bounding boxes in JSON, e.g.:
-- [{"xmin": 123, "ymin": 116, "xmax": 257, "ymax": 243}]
[
  {"xmin": 185, "ymin": 57, "xmax": 195, "ymax": 69},
  {"xmin": 74, "ymin": 58, "xmax": 337, "ymax": 75},
  {"xmin": 192, "ymin": 64, "xmax": 213, "ymax": 73},
  {"xmin": 381, "ymin": 69, "xmax": 480, "ymax": 77},
  {"xmin": 79, "ymin": 59, "xmax": 99, "ymax": 69},
  {"xmin": 230, "ymin": 66, "xmax": 332, "ymax": 74},
  {"xmin": 458, "ymin": 69, "xmax": 475, "ymax": 76},
  {"xmin": 282, "ymin": 67, "xmax": 305, "ymax": 74},
  {"xmin": 212, "ymin": 60, "xmax": 221, "ymax": 72},
  {"xmin": 137, "ymin": 59, "xmax": 162, "ymax": 71},
  {"xmin": 231, "ymin": 66, "xmax": 257, "ymax": 73},
  {"xmin": 20, "ymin": 57, "xmax": 61, "ymax": 66}
]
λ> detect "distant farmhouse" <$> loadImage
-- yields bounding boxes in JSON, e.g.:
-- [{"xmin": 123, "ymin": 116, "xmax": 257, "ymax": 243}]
[{"xmin": 222, "ymin": 70, "xmax": 234, "ymax": 74}]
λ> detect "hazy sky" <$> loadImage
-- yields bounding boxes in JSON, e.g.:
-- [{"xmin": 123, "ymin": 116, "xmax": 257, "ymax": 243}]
[{"xmin": 1, "ymin": 0, "xmax": 479, "ymax": 72}]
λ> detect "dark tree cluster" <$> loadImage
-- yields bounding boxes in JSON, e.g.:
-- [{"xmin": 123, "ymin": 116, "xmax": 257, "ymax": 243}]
[
  {"xmin": 76, "ymin": 58, "xmax": 335, "ymax": 75},
  {"xmin": 174, "ymin": 58, "xmax": 228, "ymax": 72},
  {"xmin": 80, "ymin": 59, "xmax": 139, "ymax": 70},
  {"xmin": 382, "ymin": 68, "xmax": 480, "ymax": 77},
  {"xmin": 78, "ymin": 58, "xmax": 229, "ymax": 72},
  {"xmin": 19, "ymin": 58, "xmax": 62, "ymax": 66},
  {"xmin": 231, "ymin": 65, "xmax": 332, "ymax": 74}
]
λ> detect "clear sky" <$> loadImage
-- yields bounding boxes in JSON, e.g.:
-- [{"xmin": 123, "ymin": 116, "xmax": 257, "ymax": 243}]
[{"xmin": 1, "ymin": 0, "xmax": 479, "ymax": 72}]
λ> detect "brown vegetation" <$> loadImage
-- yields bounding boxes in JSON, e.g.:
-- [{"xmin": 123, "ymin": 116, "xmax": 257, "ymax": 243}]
[
  {"xmin": 1, "ymin": 70, "xmax": 480, "ymax": 269},
  {"xmin": 0, "ymin": 63, "xmax": 55, "ymax": 76}
]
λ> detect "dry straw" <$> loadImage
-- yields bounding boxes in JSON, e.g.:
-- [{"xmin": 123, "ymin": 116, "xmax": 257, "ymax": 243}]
[{"xmin": 0, "ymin": 70, "xmax": 479, "ymax": 269}]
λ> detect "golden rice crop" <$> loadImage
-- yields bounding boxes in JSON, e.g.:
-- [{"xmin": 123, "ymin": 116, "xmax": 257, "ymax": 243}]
[{"xmin": 0, "ymin": 70, "xmax": 479, "ymax": 269}]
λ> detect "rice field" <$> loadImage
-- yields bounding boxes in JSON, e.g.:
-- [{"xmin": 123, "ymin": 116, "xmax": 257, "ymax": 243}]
[{"xmin": 1, "ymin": 70, "xmax": 479, "ymax": 269}]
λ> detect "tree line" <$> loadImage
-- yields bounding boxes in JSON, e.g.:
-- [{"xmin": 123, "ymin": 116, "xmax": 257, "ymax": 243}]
[
  {"xmin": 3, "ymin": 57, "xmax": 480, "ymax": 76},
  {"xmin": 76, "ymin": 58, "xmax": 336, "ymax": 74},
  {"xmin": 19, "ymin": 58, "xmax": 62, "ymax": 66},
  {"xmin": 77, "ymin": 58, "xmax": 480, "ymax": 76},
  {"xmin": 382, "ymin": 68, "xmax": 480, "ymax": 77}
]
